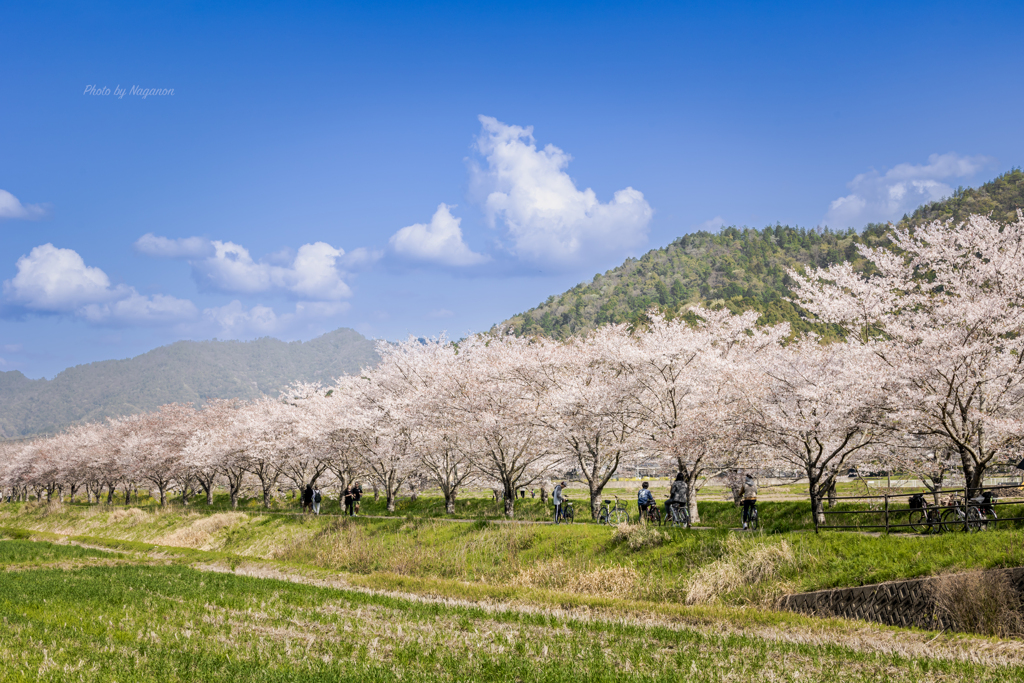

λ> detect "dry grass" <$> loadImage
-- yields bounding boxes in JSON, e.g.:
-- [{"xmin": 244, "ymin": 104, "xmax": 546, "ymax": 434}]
[
  {"xmin": 155, "ymin": 512, "xmax": 248, "ymax": 550},
  {"xmin": 685, "ymin": 535, "xmax": 796, "ymax": 606},
  {"xmin": 106, "ymin": 507, "xmax": 150, "ymax": 526},
  {"xmin": 611, "ymin": 522, "xmax": 669, "ymax": 550},
  {"xmin": 930, "ymin": 570, "xmax": 1024, "ymax": 637},
  {"xmin": 509, "ymin": 557, "xmax": 640, "ymax": 597}
]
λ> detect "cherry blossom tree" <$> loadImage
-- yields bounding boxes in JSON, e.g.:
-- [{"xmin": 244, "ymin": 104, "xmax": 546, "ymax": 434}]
[
  {"xmin": 790, "ymin": 212, "xmax": 1024, "ymax": 492},
  {"xmin": 537, "ymin": 328, "xmax": 641, "ymax": 519},
  {"xmin": 745, "ymin": 335, "xmax": 893, "ymax": 523},
  {"xmin": 449, "ymin": 334, "xmax": 557, "ymax": 518},
  {"xmin": 621, "ymin": 309, "xmax": 785, "ymax": 523}
]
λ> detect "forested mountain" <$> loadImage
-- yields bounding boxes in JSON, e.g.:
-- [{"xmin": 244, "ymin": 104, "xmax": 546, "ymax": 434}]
[
  {"xmin": 0, "ymin": 328, "xmax": 378, "ymax": 438},
  {"xmin": 501, "ymin": 169, "xmax": 1024, "ymax": 339}
]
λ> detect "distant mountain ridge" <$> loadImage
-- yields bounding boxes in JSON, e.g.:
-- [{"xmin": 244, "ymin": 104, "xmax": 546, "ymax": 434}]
[
  {"xmin": 499, "ymin": 169, "xmax": 1024, "ymax": 339},
  {"xmin": 0, "ymin": 328, "xmax": 379, "ymax": 438}
]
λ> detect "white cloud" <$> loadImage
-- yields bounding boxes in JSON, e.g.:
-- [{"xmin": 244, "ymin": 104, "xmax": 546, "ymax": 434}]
[
  {"xmin": 134, "ymin": 233, "xmax": 214, "ymax": 258},
  {"xmin": 203, "ymin": 300, "xmax": 280, "ymax": 336},
  {"xmin": 80, "ymin": 293, "xmax": 198, "ymax": 325},
  {"xmin": 192, "ymin": 240, "xmax": 354, "ymax": 301},
  {"xmin": 390, "ymin": 203, "xmax": 489, "ymax": 266},
  {"xmin": 4, "ymin": 244, "xmax": 125, "ymax": 311},
  {"xmin": 202, "ymin": 300, "xmax": 351, "ymax": 336},
  {"xmin": 823, "ymin": 153, "xmax": 995, "ymax": 228},
  {"xmin": 2, "ymin": 243, "xmax": 196, "ymax": 324},
  {"xmin": 470, "ymin": 115, "xmax": 652, "ymax": 266},
  {"xmin": 0, "ymin": 189, "xmax": 48, "ymax": 221}
]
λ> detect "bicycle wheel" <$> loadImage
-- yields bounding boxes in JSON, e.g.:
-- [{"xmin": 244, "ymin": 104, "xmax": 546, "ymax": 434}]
[
  {"xmin": 908, "ymin": 509, "xmax": 927, "ymax": 533},
  {"xmin": 564, "ymin": 505, "xmax": 574, "ymax": 524},
  {"xmin": 610, "ymin": 509, "xmax": 628, "ymax": 525},
  {"xmin": 749, "ymin": 508, "xmax": 759, "ymax": 531},
  {"xmin": 988, "ymin": 510, "xmax": 999, "ymax": 531},
  {"xmin": 598, "ymin": 509, "xmax": 609, "ymax": 525},
  {"xmin": 966, "ymin": 506, "xmax": 984, "ymax": 532},
  {"xmin": 941, "ymin": 507, "xmax": 965, "ymax": 533}
]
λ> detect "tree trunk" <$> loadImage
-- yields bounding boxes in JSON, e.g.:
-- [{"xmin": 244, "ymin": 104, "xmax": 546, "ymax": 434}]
[
  {"xmin": 158, "ymin": 486, "xmax": 167, "ymax": 507},
  {"xmin": 503, "ymin": 483, "xmax": 515, "ymax": 518},
  {"xmin": 539, "ymin": 482, "xmax": 549, "ymax": 503},
  {"xmin": 386, "ymin": 492, "xmax": 396, "ymax": 512},
  {"xmin": 590, "ymin": 489, "xmax": 601, "ymax": 520},
  {"xmin": 373, "ymin": 483, "xmax": 380, "ymax": 501},
  {"xmin": 230, "ymin": 490, "xmax": 239, "ymax": 509},
  {"xmin": 444, "ymin": 491, "xmax": 456, "ymax": 515},
  {"xmin": 262, "ymin": 487, "xmax": 273, "ymax": 509},
  {"xmin": 827, "ymin": 481, "xmax": 837, "ymax": 509},
  {"xmin": 808, "ymin": 477, "xmax": 825, "ymax": 526}
]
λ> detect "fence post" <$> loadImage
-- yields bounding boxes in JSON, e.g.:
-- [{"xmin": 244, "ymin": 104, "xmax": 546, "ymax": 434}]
[{"xmin": 884, "ymin": 493, "xmax": 889, "ymax": 534}]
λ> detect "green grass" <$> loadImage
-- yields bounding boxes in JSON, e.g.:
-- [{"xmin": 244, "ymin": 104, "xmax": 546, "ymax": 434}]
[
  {"xmin": 3, "ymin": 503, "xmax": 1024, "ymax": 608},
  {"xmin": 0, "ymin": 539, "xmax": 121, "ymax": 565},
  {"xmin": 0, "ymin": 560, "xmax": 1021, "ymax": 682}
]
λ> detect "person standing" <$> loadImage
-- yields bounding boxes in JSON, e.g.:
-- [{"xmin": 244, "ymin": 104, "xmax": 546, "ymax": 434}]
[
  {"xmin": 552, "ymin": 480, "xmax": 566, "ymax": 523},
  {"xmin": 312, "ymin": 486, "xmax": 322, "ymax": 515},
  {"xmin": 351, "ymin": 481, "xmax": 362, "ymax": 515},
  {"xmin": 637, "ymin": 481, "xmax": 655, "ymax": 519},
  {"xmin": 739, "ymin": 472, "xmax": 758, "ymax": 530},
  {"xmin": 301, "ymin": 485, "xmax": 313, "ymax": 513}
]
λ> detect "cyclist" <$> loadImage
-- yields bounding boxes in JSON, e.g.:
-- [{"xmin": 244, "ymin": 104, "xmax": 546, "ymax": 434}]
[
  {"xmin": 665, "ymin": 472, "xmax": 689, "ymax": 523},
  {"xmin": 637, "ymin": 481, "xmax": 655, "ymax": 520},
  {"xmin": 738, "ymin": 472, "xmax": 758, "ymax": 530},
  {"xmin": 553, "ymin": 480, "xmax": 567, "ymax": 522}
]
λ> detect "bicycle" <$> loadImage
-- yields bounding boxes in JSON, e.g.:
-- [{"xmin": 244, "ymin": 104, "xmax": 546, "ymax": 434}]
[
  {"xmin": 554, "ymin": 499, "xmax": 575, "ymax": 524},
  {"xmin": 741, "ymin": 500, "xmax": 759, "ymax": 531},
  {"xmin": 940, "ymin": 495, "xmax": 985, "ymax": 533},
  {"xmin": 597, "ymin": 496, "xmax": 630, "ymax": 525},
  {"xmin": 907, "ymin": 493, "xmax": 942, "ymax": 533},
  {"xmin": 665, "ymin": 501, "xmax": 690, "ymax": 528},
  {"xmin": 639, "ymin": 503, "xmax": 660, "ymax": 526}
]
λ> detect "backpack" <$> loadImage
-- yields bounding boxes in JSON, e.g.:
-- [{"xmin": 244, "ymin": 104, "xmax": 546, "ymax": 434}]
[
  {"xmin": 313, "ymin": 490, "xmax": 322, "ymax": 503},
  {"xmin": 908, "ymin": 493, "xmax": 925, "ymax": 509}
]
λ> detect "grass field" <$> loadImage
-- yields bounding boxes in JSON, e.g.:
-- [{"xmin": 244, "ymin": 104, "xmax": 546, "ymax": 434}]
[
  {"xmin": 2, "ymin": 539, "xmax": 1023, "ymax": 682},
  {"xmin": 3, "ymin": 489, "xmax": 1024, "ymax": 681}
]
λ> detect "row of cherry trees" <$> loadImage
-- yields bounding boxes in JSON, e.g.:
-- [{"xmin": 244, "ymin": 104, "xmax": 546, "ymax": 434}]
[{"xmin": 2, "ymin": 213, "xmax": 1023, "ymax": 521}]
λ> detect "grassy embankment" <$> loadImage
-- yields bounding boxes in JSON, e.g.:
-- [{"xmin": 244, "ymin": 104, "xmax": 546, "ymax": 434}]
[
  {"xmin": 2, "ymin": 498, "xmax": 1024, "ymax": 607},
  {"xmin": 2, "ymin": 539, "xmax": 1024, "ymax": 682}
]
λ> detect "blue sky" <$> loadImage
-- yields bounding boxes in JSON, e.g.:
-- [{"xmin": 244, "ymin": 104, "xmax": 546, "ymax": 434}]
[{"xmin": 2, "ymin": 0, "xmax": 1022, "ymax": 378}]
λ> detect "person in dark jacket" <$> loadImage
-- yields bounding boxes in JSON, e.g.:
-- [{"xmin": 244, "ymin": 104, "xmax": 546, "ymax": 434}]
[
  {"xmin": 664, "ymin": 473, "xmax": 689, "ymax": 522},
  {"xmin": 301, "ymin": 485, "xmax": 313, "ymax": 513},
  {"xmin": 345, "ymin": 481, "xmax": 363, "ymax": 516}
]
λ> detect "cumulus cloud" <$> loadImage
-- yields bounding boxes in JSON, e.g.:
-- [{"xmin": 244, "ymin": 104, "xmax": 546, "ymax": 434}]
[
  {"xmin": 0, "ymin": 189, "xmax": 48, "ymax": 221},
  {"xmin": 389, "ymin": 203, "xmax": 489, "ymax": 266},
  {"xmin": 4, "ymin": 244, "xmax": 128, "ymax": 311},
  {"xmin": 2, "ymin": 243, "xmax": 196, "ymax": 324},
  {"xmin": 134, "ymin": 233, "xmax": 214, "ymax": 258},
  {"xmin": 823, "ymin": 152, "xmax": 995, "ymax": 228},
  {"xmin": 470, "ymin": 115, "xmax": 652, "ymax": 266},
  {"xmin": 192, "ymin": 240, "xmax": 354, "ymax": 301}
]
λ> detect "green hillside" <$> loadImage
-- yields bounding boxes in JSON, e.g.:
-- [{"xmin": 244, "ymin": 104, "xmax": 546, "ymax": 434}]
[
  {"xmin": 502, "ymin": 169, "xmax": 1024, "ymax": 339},
  {"xmin": 0, "ymin": 328, "xmax": 379, "ymax": 438}
]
